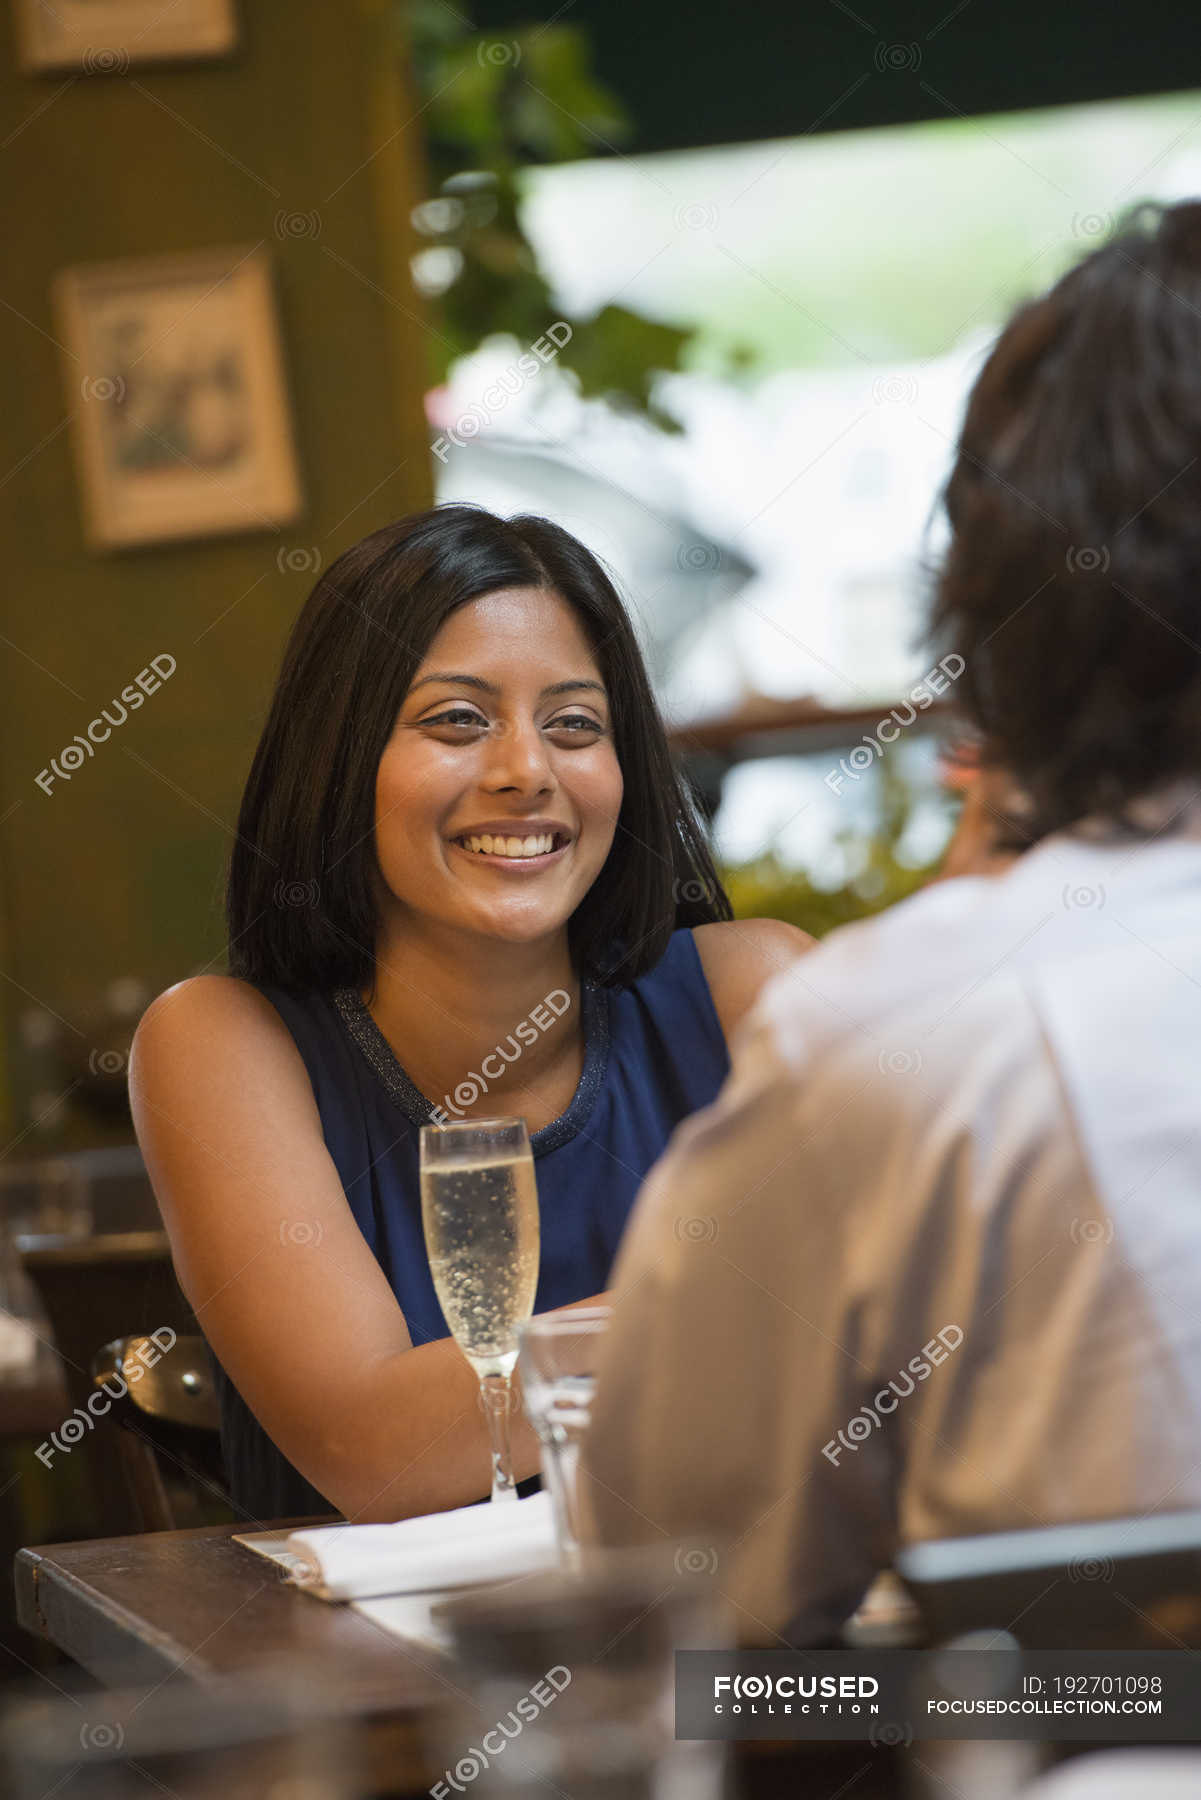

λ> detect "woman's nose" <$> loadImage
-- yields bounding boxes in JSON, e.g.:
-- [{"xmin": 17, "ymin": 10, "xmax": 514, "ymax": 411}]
[{"xmin": 481, "ymin": 717, "xmax": 552, "ymax": 791}]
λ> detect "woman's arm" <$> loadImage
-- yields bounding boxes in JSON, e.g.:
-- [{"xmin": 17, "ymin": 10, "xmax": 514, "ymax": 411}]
[
  {"xmin": 130, "ymin": 975, "xmax": 597, "ymax": 1523},
  {"xmin": 692, "ymin": 917, "xmax": 815, "ymax": 1045}
]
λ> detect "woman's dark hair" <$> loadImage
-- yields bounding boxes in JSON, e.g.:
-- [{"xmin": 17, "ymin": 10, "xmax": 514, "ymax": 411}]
[
  {"xmin": 227, "ymin": 504, "xmax": 731, "ymax": 991},
  {"xmin": 931, "ymin": 199, "xmax": 1201, "ymax": 844}
]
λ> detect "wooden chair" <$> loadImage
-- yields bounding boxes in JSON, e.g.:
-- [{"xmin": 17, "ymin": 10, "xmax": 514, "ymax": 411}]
[
  {"xmin": 91, "ymin": 1334, "xmax": 229, "ymax": 1532},
  {"xmin": 17, "ymin": 1232, "xmax": 232, "ymax": 1536}
]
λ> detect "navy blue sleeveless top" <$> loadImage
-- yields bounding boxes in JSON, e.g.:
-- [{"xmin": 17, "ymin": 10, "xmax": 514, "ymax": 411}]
[{"xmin": 213, "ymin": 927, "xmax": 730, "ymax": 1520}]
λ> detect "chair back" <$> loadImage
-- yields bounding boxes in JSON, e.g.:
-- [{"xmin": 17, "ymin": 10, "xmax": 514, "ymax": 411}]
[
  {"xmin": 17, "ymin": 1231, "xmax": 228, "ymax": 1535},
  {"xmin": 91, "ymin": 1333, "xmax": 228, "ymax": 1533},
  {"xmin": 896, "ymin": 1509, "xmax": 1201, "ymax": 1648},
  {"xmin": 93, "ymin": 1333, "xmax": 220, "ymax": 1430}
]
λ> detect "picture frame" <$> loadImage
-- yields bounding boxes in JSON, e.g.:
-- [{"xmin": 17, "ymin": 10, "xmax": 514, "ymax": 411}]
[
  {"xmin": 13, "ymin": 0, "xmax": 238, "ymax": 74},
  {"xmin": 54, "ymin": 246, "xmax": 304, "ymax": 552}
]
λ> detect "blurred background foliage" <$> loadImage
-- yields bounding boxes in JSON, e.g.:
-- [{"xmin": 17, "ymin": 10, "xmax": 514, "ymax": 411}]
[
  {"xmin": 721, "ymin": 763, "xmax": 947, "ymax": 938},
  {"xmin": 404, "ymin": 0, "xmax": 752, "ymax": 426}
]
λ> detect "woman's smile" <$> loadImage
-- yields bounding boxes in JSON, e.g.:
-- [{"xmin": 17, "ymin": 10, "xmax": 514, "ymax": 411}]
[
  {"xmin": 450, "ymin": 839, "xmax": 571, "ymax": 872},
  {"xmin": 448, "ymin": 818, "xmax": 573, "ymax": 868}
]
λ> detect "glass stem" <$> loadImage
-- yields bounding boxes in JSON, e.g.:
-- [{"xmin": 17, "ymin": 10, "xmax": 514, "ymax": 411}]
[{"xmin": 479, "ymin": 1372, "xmax": 518, "ymax": 1502}]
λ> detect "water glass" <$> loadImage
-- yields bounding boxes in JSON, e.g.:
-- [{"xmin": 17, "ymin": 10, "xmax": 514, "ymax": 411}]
[
  {"xmin": 518, "ymin": 1304, "xmax": 610, "ymax": 1562},
  {"xmin": 429, "ymin": 1544, "xmax": 728, "ymax": 1799}
]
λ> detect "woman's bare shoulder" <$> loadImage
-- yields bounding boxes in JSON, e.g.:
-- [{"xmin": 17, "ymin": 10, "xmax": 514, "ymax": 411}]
[
  {"xmin": 129, "ymin": 974, "xmax": 331, "ymax": 1258},
  {"xmin": 135, "ymin": 972, "xmax": 288, "ymax": 1041},
  {"xmin": 130, "ymin": 974, "xmax": 309, "ymax": 1108},
  {"xmin": 691, "ymin": 917, "xmax": 815, "ymax": 1044}
]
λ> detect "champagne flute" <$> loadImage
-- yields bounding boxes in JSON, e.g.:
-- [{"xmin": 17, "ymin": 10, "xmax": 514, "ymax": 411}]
[{"xmin": 419, "ymin": 1118, "xmax": 540, "ymax": 1503}]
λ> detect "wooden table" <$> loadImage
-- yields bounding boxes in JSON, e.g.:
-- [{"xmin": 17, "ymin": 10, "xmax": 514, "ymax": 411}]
[
  {"xmin": 15, "ymin": 1518, "xmax": 455, "ymax": 1795},
  {"xmin": 15, "ymin": 1523, "xmax": 908, "ymax": 1800}
]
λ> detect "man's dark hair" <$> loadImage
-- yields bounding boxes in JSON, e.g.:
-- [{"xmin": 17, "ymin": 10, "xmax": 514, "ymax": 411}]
[
  {"xmin": 932, "ymin": 199, "xmax": 1201, "ymax": 843},
  {"xmin": 226, "ymin": 504, "xmax": 730, "ymax": 992}
]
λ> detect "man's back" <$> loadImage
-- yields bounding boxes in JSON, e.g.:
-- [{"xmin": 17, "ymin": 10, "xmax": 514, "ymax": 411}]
[{"xmin": 582, "ymin": 819, "xmax": 1201, "ymax": 1644}]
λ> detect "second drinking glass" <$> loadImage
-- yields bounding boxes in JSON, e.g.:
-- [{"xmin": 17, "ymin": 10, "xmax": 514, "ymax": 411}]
[{"xmin": 518, "ymin": 1305, "xmax": 612, "ymax": 1561}]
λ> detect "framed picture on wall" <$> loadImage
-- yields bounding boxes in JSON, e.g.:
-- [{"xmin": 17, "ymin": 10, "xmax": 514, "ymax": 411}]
[
  {"xmin": 13, "ymin": 0, "xmax": 238, "ymax": 73},
  {"xmin": 54, "ymin": 246, "xmax": 304, "ymax": 552}
]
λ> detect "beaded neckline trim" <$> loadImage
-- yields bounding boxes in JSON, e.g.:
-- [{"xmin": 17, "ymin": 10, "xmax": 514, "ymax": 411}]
[{"xmin": 330, "ymin": 980, "xmax": 610, "ymax": 1157}]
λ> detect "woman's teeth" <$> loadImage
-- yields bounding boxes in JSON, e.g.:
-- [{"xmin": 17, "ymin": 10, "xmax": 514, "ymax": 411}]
[{"xmin": 459, "ymin": 833, "xmax": 558, "ymax": 859}]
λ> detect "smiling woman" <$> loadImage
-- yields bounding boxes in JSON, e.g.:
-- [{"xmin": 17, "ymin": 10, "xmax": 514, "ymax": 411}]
[
  {"xmin": 129, "ymin": 504, "xmax": 812, "ymax": 1523},
  {"xmin": 371, "ymin": 585, "xmax": 625, "ymax": 1023}
]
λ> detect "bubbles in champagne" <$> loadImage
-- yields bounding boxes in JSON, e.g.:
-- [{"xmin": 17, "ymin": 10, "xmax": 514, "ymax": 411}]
[{"xmin": 422, "ymin": 1155, "xmax": 540, "ymax": 1373}]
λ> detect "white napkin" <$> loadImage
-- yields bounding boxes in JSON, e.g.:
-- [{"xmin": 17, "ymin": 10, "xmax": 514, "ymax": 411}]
[
  {"xmin": 277, "ymin": 1491, "xmax": 556, "ymax": 1600},
  {"xmin": 351, "ymin": 1592, "xmax": 456, "ymax": 1653}
]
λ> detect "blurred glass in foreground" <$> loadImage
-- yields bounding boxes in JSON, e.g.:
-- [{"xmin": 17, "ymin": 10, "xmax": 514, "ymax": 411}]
[
  {"xmin": 428, "ymin": 1544, "xmax": 729, "ymax": 1798},
  {"xmin": 0, "ymin": 1663, "xmax": 363, "ymax": 1800}
]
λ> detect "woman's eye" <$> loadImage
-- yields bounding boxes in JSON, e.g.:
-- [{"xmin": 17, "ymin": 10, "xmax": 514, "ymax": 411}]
[
  {"xmin": 426, "ymin": 708, "xmax": 488, "ymax": 729},
  {"xmin": 547, "ymin": 714, "xmax": 604, "ymax": 735}
]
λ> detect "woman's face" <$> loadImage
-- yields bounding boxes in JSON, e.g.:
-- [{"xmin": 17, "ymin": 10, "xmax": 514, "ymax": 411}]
[{"xmin": 373, "ymin": 586, "xmax": 624, "ymax": 953}]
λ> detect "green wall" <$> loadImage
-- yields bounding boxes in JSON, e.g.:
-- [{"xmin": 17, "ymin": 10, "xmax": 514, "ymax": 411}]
[{"xmin": 0, "ymin": 1, "xmax": 433, "ymax": 1141}]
